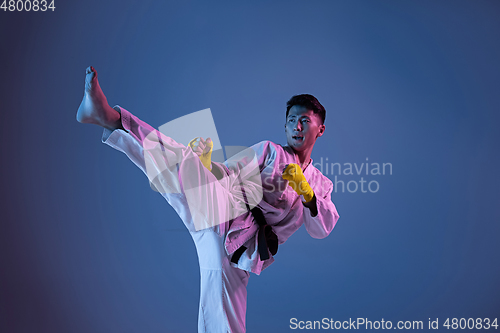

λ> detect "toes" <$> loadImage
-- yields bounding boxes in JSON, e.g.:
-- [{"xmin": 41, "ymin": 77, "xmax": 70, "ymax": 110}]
[
  {"xmin": 85, "ymin": 66, "xmax": 97, "ymax": 87},
  {"xmin": 86, "ymin": 66, "xmax": 97, "ymax": 78}
]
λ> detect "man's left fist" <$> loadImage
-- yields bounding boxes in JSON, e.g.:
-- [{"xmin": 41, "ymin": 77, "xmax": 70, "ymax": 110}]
[{"xmin": 282, "ymin": 163, "xmax": 314, "ymax": 203}]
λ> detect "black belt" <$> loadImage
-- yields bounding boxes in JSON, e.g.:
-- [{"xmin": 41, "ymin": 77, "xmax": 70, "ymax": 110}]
[{"xmin": 231, "ymin": 181, "xmax": 278, "ymax": 264}]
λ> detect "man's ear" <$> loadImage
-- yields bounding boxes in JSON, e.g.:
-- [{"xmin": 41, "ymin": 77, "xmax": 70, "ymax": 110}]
[{"xmin": 316, "ymin": 124, "xmax": 326, "ymax": 138}]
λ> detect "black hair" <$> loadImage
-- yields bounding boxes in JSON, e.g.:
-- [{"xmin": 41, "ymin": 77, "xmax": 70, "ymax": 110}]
[{"xmin": 286, "ymin": 94, "xmax": 326, "ymax": 124}]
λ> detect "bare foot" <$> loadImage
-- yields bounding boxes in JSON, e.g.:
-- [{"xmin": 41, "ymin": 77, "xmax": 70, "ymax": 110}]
[{"xmin": 76, "ymin": 66, "xmax": 122, "ymax": 130}]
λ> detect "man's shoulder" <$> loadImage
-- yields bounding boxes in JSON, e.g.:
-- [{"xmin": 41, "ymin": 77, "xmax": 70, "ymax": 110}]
[
  {"xmin": 310, "ymin": 163, "xmax": 330, "ymax": 177},
  {"xmin": 251, "ymin": 140, "xmax": 282, "ymax": 149},
  {"xmin": 250, "ymin": 140, "xmax": 284, "ymax": 156},
  {"xmin": 307, "ymin": 165, "xmax": 334, "ymax": 198},
  {"xmin": 309, "ymin": 163, "xmax": 333, "ymax": 185}
]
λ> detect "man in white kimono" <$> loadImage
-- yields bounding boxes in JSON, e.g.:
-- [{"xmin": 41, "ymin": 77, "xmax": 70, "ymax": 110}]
[{"xmin": 76, "ymin": 66, "xmax": 340, "ymax": 333}]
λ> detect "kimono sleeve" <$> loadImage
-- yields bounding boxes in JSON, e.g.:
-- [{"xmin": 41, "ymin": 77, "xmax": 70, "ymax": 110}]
[
  {"xmin": 101, "ymin": 105, "xmax": 201, "ymax": 195},
  {"xmin": 303, "ymin": 176, "xmax": 340, "ymax": 239}
]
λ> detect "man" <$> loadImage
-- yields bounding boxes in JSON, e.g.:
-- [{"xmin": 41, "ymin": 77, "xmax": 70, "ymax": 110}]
[{"xmin": 76, "ymin": 66, "xmax": 339, "ymax": 333}]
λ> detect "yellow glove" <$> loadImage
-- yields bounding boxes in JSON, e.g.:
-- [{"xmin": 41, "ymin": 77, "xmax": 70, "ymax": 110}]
[
  {"xmin": 282, "ymin": 163, "xmax": 314, "ymax": 203},
  {"xmin": 188, "ymin": 137, "xmax": 213, "ymax": 171}
]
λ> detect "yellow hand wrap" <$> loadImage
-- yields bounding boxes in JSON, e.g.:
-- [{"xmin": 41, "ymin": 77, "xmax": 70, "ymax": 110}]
[
  {"xmin": 188, "ymin": 137, "xmax": 213, "ymax": 171},
  {"xmin": 282, "ymin": 163, "xmax": 314, "ymax": 203}
]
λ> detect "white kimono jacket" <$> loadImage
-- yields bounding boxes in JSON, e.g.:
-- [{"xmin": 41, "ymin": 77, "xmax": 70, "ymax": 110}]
[
  {"xmin": 102, "ymin": 106, "xmax": 340, "ymax": 275},
  {"xmin": 220, "ymin": 141, "xmax": 340, "ymax": 275}
]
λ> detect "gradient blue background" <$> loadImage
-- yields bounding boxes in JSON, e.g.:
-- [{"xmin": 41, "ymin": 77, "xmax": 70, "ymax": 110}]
[{"xmin": 1, "ymin": 1, "xmax": 499, "ymax": 332}]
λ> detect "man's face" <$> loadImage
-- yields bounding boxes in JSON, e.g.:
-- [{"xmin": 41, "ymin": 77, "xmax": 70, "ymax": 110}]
[{"xmin": 285, "ymin": 105, "xmax": 325, "ymax": 152}]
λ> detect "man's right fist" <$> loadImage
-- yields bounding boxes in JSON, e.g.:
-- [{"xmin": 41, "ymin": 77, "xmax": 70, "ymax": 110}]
[{"xmin": 189, "ymin": 137, "xmax": 213, "ymax": 171}]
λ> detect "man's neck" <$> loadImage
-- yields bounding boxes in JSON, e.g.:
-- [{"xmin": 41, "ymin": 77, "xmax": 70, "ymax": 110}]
[{"xmin": 292, "ymin": 147, "xmax": 313, "ymax": 170}]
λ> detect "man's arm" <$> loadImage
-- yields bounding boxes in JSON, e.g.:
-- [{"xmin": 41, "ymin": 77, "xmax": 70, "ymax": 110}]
[
  {"xmin": 282, "ymin": 164, "xmax": 339, "ymax": 238},
  {"xmin": 302, "ymin": 179, "xmax": 339, "ymax": 239}
]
